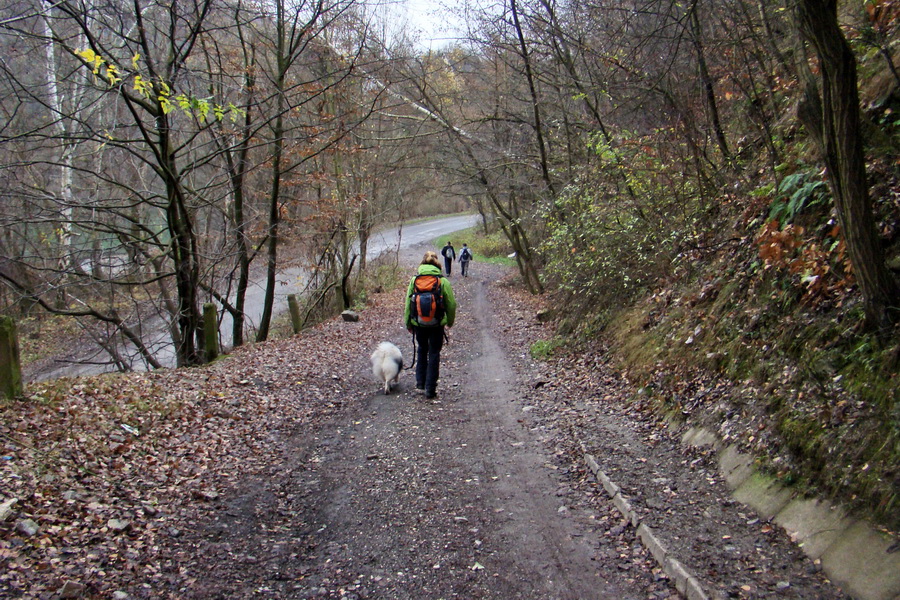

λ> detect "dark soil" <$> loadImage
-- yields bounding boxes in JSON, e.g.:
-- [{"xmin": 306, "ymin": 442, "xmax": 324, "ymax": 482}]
[{"xmin": 2, "ymin": 247, "xmax": 849, "ymax": 599}]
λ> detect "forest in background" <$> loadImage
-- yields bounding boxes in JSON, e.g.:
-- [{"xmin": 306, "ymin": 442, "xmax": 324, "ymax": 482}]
[{"xmin": 1, "ymin": 1, "xmax": 898, "ymax": 527}]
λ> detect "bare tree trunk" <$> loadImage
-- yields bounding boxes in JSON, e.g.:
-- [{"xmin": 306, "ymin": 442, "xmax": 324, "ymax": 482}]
[
  {"xmin": 257, "ymin": 106, "xmax": 284, "ymax": 343},
  {"xmin": 690, "ymin": 1, "xmax": 730, "ymax": 162},
  {"xmin": 796, "ymin": 0, "xmax": 899, "ymax": 331},
  {"xmin": 256, "ymin": 0, "xmax": 289, "ymax": 343},
  {"xmin": 41, "ymin": 10, "xmax": 81, "ymax": 309},
  {"xmin": 509, "ymin": 0, "xmax": 555, "ymax": 197},
  {"xmin": 163, "ymin": 160, "xmax": 203, "ymax": 366},
  {"xmin": 217, "ymin": 40, "xmax": 255, "ymax": 348},
  {"xmin": 255, "ymin": 0, "xmax": 329, "ymax": 341}
]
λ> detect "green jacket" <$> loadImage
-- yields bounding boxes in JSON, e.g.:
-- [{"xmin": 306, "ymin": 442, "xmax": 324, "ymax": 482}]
[{"xmin": 404, "ymin": 264, "xmax": 456, "ymax": 328}]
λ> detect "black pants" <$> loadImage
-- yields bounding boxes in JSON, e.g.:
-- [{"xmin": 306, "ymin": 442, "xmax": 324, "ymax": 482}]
[
  {"xmin": 460, "ymin": 260, "xmax": 470, "ymax": 276},
  {"xmin": 444, "ymin": 258, "xmax": 452, "ymax": 274},
  {"xmin": 414, "ymin": 326, "xmax": 444, "ymax": 395}
]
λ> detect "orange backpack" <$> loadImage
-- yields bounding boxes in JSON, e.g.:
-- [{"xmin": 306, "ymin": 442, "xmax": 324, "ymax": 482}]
[{"xmin": 410, "ymin": 274, "xmax": 444, "ymax": 326}]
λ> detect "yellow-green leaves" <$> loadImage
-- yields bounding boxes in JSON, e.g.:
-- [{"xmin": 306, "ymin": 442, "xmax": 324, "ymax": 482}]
[
  {"xmin": 196, "ymin": 98, "xmax": 211, "ymax": 121},
  {"xmin": 157, "ymin": 81, "xmax": 173, "ymax": 114},
  {"xmin": 77, "ymin": 48, "xmax": 245, "ymax": 122},
  {"xmin": 106, "ymin": 63, "xmax": 121, "ymax": 86},
  {"xmin": 132, "ymin": 74, "xmax": 152, "ymax": 97},
  {"xmin": 76, "ymin": 48, "xmax": 119, "ymax": 86},
  {"xmin": 77, "ymin": 48, "xmax": 103, "ymax": 74}
]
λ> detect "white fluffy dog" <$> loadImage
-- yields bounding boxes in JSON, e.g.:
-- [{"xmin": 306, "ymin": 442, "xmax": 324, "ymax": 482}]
[{"xmin": 371, "ymin": 342, "xmax": 403, "ymax": 394}]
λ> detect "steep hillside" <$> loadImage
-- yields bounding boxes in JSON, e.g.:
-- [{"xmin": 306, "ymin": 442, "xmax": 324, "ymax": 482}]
[
  {"xmin": 537, "ymin": 40, "xmax": 900, "ymax": 531},
  {"xmin": 606, "ymin": 220, "xmax": 899, "ymax": 530}
]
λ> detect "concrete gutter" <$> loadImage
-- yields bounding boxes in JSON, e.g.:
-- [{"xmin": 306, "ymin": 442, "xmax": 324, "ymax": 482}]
[
  {"xmin": 584, "ymin": 427, "xmax": 900, "ymax": 600},
  {"xmin": 682, "ymin": 427, "xmax": 900, "ymax": 600},
  {"xmin": 584, "ymin": 452, "xmax": 711, "ymax": 600}
]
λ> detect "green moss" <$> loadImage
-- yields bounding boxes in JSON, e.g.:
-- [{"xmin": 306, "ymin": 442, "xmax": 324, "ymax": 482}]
[
  {"xmin": 530, "ymin": 336, "xmax": 566, "ymax": 360},
  {"xmin": 709, "ymin": 281, "xmax": 742, "ymax": 319},
  {"xmin": 598, "ymin": 256, "xmax": 900, "ymax": 530},
  {"xmin": 608, "ymin": 306, "xmax": 667, "ymax": 379},
  {"xmin": 778, "ymin": 413, "xmax": 822, "ymax": 456}
]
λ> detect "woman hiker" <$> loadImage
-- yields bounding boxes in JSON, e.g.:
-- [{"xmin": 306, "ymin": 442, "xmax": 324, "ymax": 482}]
[{"xmin": 404, "ymin": 251, "xmax": 457, "ymax": 399}]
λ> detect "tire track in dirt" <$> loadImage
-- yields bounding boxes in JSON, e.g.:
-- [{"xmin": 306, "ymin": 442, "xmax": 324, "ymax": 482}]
[{"xmin": 449, "ymin": 276, "xmax": 626, "ymax": 600}]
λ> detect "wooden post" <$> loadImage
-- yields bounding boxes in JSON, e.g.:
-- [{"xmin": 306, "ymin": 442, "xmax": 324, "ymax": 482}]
[
  {"xmin": 202, "ymin": 303, "xmax": 219, "ymax": 363},
  {"xmin": 0, "ymin": 316, "xmax": 23, "ymax": 399},
  {"xmin": 287, "ymin": 294, "xmax": 302, "ymax": 334}
]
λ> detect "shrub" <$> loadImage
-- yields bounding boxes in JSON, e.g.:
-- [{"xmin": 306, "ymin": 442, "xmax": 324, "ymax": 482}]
[{"xmin": 539, "ymin": 132, "xmax": 700, "ymax": 331}]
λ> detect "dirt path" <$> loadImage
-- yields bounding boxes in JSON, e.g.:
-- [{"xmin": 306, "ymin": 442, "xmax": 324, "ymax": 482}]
[
  {"xmin": 147, "ymin": 259, "xmax": 663, "ymax": 599},
  {"xmin": 124, "ymin": 254, "xmax": 847, "ymax": 600}
]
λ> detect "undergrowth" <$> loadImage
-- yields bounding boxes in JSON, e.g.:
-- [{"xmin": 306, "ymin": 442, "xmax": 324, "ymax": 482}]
[
  {"xmin": 605, "ymin": 247, "xmax": 900, "ymax": 530},
  {"xmin": 529, "ymin": 119, "xmax": 899, "ymax": 529},
  {"xmin": 270, "ymin": 258, "xmax": 406, "ymax": 341},
  {"xmin": 16, "ymin": 314, "xmax": 85, "ymax": 366},
  {"xmin": 530, "ymin": 336, "xmax": 566, "ymax": 360}
]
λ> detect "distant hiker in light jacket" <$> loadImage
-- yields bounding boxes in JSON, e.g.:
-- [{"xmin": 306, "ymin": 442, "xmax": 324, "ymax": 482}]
[
  {"xmin": 404, "ymin": 251, "xmax": 456, "ymax": 399},
  {"xmin": 441, "ymin": 242, "xmax": 455, "ymax": 275},
  {"xmin": 459, "ymin": 243, "xmax": 472, "ymax": 277}
]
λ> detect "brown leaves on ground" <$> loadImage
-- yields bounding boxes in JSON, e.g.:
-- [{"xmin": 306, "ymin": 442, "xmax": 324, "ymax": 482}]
[
  {"xmin": 1, "ymin": 268, "xmax": 848, "ymax": 600},
  {"xmin": 0, "ymin": 287, "xmax": 405, "ymax": 599},
  {"xmin": 483, "ymin": 285, "xmax": 844, "ymax": 599}
]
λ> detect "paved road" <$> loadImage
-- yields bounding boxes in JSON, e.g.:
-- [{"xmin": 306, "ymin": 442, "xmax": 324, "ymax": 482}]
[
  {"xmin": 216, "ymin": 214, "xmax": 482, "ymax": 349},
  {"xmin": 31, "ymin": 214, "xmax": 481, "ymax": 380}
]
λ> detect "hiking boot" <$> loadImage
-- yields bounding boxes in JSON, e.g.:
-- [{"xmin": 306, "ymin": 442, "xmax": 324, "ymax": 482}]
[{"xmin": 425, "ymin": 390, "xmax": 436, "ymax": 399}]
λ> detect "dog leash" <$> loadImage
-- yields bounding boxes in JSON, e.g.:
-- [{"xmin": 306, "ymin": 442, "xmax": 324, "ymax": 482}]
[
  {"xmin": 405, "ymin": 330, "xmax": 417, "ymax": 371},
  {"xmin": 405, "ymin": 328, "xmax": 449, "ymax": 371}
]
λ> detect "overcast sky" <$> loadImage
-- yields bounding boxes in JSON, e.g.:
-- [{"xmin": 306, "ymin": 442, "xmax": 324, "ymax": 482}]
[{"xmin": 394, "ymin": 0, "xmax": 466, "ymax": 48}]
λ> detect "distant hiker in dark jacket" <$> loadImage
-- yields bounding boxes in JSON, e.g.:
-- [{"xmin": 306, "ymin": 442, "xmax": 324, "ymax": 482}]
[
  {"xmin": 441, "ymin": 242, "xmax": 455, "ymax": 275},
  {"xmin": 459, "ymin": 243, "xmax": 472, "ymax": 277},
  {"xmin": 404, "ymin": 251, "xmax": 457, "ymax": 399}
]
